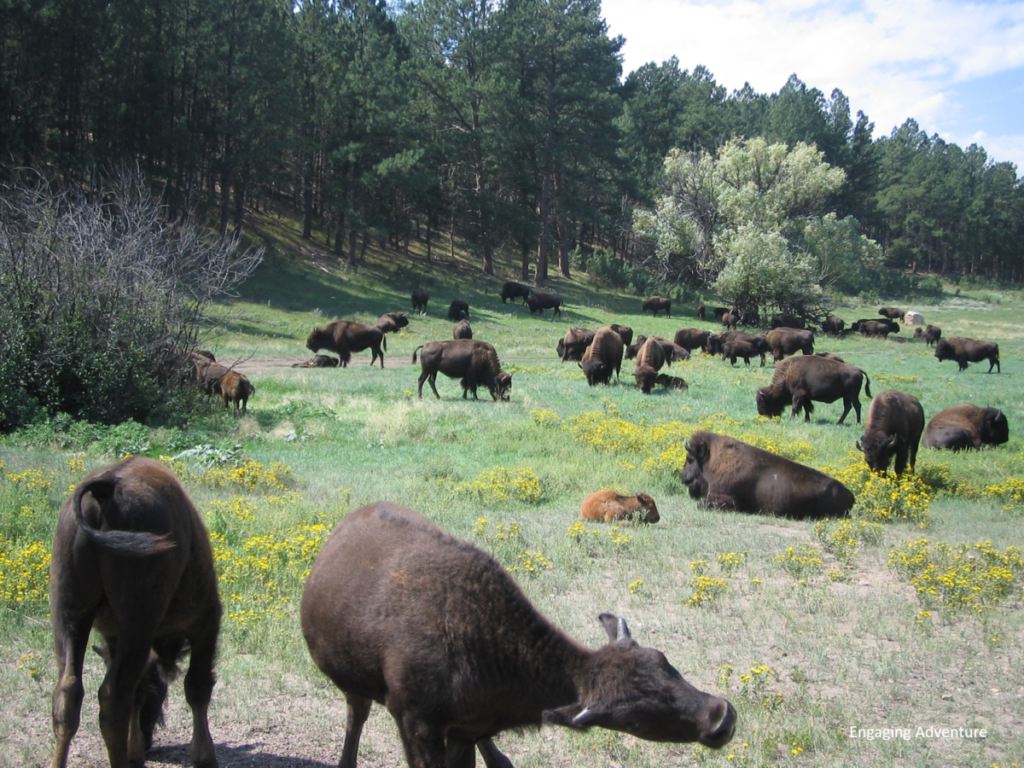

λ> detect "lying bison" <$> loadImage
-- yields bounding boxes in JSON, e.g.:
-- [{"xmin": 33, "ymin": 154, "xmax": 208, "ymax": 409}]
[
  {"xmin": 580, "ymin": 490, "xmax": 660, "ymax": 523},
  {"xmin": 292, "ymin": 355, "xmax": 341, "ymax": 368},
  {"xmin": 935, "ymin": 336, "xmax": 1000, "ymax": 373},
  {"xmin": 453, "ymin": 319, "xmax": 473, "ymax": 339},
  {"xmin": 680, "ymin": 431, "xmax": 854, "ymax": 519},
  {"xmin": 218, "ymin": 370, "xmax": 255, "ymax": 416},
  {"xmin": 557, "ymin": 327, "xmax": 596, "ymax": 361},
  {"xmin": 641, "ymin": 296, "xmax": 672, "ymax": 317},
  {"xmin": 411, "ymin": 288, "xmax": 430, "ymax": 314},
  {"xmin": 857, "ymin": 389, "xmax": 924, "ymax": 476},
  {"xmin": 527, "ymin": 292, "xmax": 563, "ymax": 317},
  {"xmin": 448, "ymin": 300, "xmax": 470, "ymax": 321},
  {"xmin": 500, "ymin": 281, "xmax": 531, "ymax": 304},
  {"xmin": 656, "ymin": 373, "xmax": 689, "ymax": 390},
  {"xmin": 853, "ymin": 319, "xmax": 899, "ymax": 338},
  {"xmin": 301, "ymin": 502, "xmax": 734, "ymax": 768},
  {"xmin": 413, "ymin": 339, "xmax": 511, "ymax": 401},
  {"xmin": 756, "ymin": 355, "xmax": 871, "ymax": 424},
  {"xmin": 307, "ymin": 320, "xmax": 386, "ymax": 367},
  {"xmin": 765, "ymin": 328, "xmax": 814, "ymax": 362},
  {"xmin": 50, "ymin": 457, "xmax": 221, "ymax": 768},
  {"xmin": 922, "ymin": 404, "xmax": 1009, "ymax": 451},
  {"xmin": 581, "ymin": 326, "xmax": 624, "ymax": 386}
]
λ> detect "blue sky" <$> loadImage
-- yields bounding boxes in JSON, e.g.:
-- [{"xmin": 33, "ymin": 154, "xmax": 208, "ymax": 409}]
[{"xmin": 601, "ymin": 0, "xmax": 1024, "ymax": 171}]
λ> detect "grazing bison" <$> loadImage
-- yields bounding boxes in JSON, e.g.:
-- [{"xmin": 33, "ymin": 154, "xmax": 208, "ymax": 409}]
[
  {"xmin": 557, "ymin": 327, "xmax": 596, "ymax": 362},
  {"xmin": 857, "ymin": 389, "xmax": 925, "ymax": 476},
  {"xmin": 635, "ymin": 337, "xmax": 667, "ymax": 372},
  {"xmin": 301, "ymin": 502, "xmax": 734, "ymax": 768},
  {"xmin": 624, "ymin": 335, "xmax": 646, "ymax": 361},
  {"xmin": 608, "ymin": 323, "xmax": 634, "ymax": 347},
  {"xmin": 50, "ymin": 457, "xmax": 221, "ymax": 768},
  {"xmin": 527, "ymin": 292, "xmax": 564, "ymax": 317},
  {"xmin": 697, "ymin": 302, "xmax": 706, "ymax": 321},
  {"xmin": 377, "ymin": 311, "xmax": 410, "ymax": 334},
  {"xmin": 935, "ymin": 336, "xmax": 1000, "ymax": 373},
  {"xmin": 500, "ymin": 281, "xmax": 531, "ymax": 304},
  {"xmin": 705, "ymin": 332, "xmax": 769, "ymax": 364},
  {"xmin": 765, "ymin": 328, "xmax": 814, "ymax": 362},
  {"xmin": 413, "ymin": 340, "xmax": 511, "ymax": 401},
  {"xmin": 307, "ymin": 321, "xmax": 386, "ymax": 367},
  {"xmin": 633, "ymin": 364, "xmax": 658, "ymax": 394},
  {"xmin": 292, "ymin": 355, "xmax": 341, "ymax": 368},
  {"xmin": 448, "ymin": 300, "xmax": 470, "ymax": 321},
  {"xmin": 218, "ymin": 370, "xmax": 255, "ymax": 416},
  {"xmin": 644, "ymin": 336, "xmax": 689, "ymax": 364},
  {"xmin": 854, "ymin": 319, "xmax": 898, "ymax": 338},
  {"xmin": 195, "ymin": 361, "xmax": 228, "ymax": 397},
  {"xmin": 581, "ymin": 326, "xmax": 625, "ymax": 386},
  {"xmin": 641, "ymin": 296, "xmax": 672, "ymax": 317},
  {"xmin": 655, "ymin": 373, "xmax": 689, "ymax": 391},
  {"xmin": 720, "ymin": 311, "xmax": 739, "ymax": 329},
  {"xmin": 722, "ymin": 340, "xmax": 763, "ymax": 367},
  {"xmin": 453, "ymin": 319, "xmax": 473, "ymax": 339},
  {"xmin": 922, "ymin": 404, "xmax": 1009, "ymax": 451},
  {"xmin": 580, "ymin": 490, "xmax": 660, "ymax": 524},
  {"xmin": 756, "ymin": 355, "xmax": 871, "ymax": 424},
  {"xmin": 821, "ymin": 315, "xmax": 845, "ymax": 335},
  {"xmin": 914, "ymin": 324, "xmax": 941, "ymax": 346},
  {"xmin": 770, "ymin": 313, "xmax": 805, "ymax": 330},
  {"xmin": 878, "ymin": 306, "xmax": 905, "ymax": 321},
  {"xmin": 680, "ymin": 431, "xmax": 854, "ymax": 519},
  {"xmin": 674, "ymin": 328, "xmax": 711, "ymax": 352},
  {"xmin": 411, "ymin": 288, "xmax": 430, "ymax": 314}
]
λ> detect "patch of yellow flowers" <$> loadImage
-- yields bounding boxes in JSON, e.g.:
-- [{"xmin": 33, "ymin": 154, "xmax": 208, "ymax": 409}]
[
  {"xmin": 452, "ymin": 466, "xmax": 543, "ymax": 505},
  {"xmin": 0, "ymin": 536, "xmax": 51, "ymax": 608}
]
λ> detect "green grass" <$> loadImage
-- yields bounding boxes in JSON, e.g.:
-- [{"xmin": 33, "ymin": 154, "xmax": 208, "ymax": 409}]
[{"xmin": 2, "ymin": 224, "xmax": 1024, "ymax": 767}]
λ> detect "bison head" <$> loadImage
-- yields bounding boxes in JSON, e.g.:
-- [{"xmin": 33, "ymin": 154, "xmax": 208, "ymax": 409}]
[
  {"xmin": 634, "ymin": 365, "xmax": 658, "ymax": 394},
  {"xmin": 856, "ymin": 434, "xmax": 900, "ymax": 474},
  {"xmin": 704, "ymin": 335, "xmax": 723, "ymax": 355},
  {"xmin": 755, "ymin": 388, "xmax": 787, "ymax": 418},
  {"xmin": 306, "ymin": 326, "xmax": 335, "ymax": 353},
  {"xmin": 634, "ymin": 493, "xmax": 660, "ymax": 524},
  {"xmin": 679, "ymin": 434, "xmax": 712, "ymax": 499},
  {"xmin": 492, "ymin": 372, "xmax": 512, "ymax": 402},
  {"xmin": 983, "ymin": 409, "xmax": 1009, "ymax": 445},
  {"xmin": 934, "ymin": 338, "xmax": 954, "ymax": 362},
  {"xmin": 582, "ymin": 359, "xmax": 609, "ymax": 386}
]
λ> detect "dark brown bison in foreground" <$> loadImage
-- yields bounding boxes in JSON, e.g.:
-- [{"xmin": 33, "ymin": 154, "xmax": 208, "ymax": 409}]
[
  {"xmin": 527, "ymin": 292, "xmax": 563, "ymax": 317},
  {"xmin": 922, "ymin": 404, "xmax": 1009, "ymax": 451},
  {"xmin": 301, "ymin": 502, "xmax": 734, "ymax": 768},
  {"xmin": 878, "ymin": 306, "xmax": 905, "ymax": 321},
  {"xmin": 448, "ymin": 300, "xmax": 470, "ymax": 321},
  {"xmin": 680, "ymin": 431, "xmax": 854, "ymax": 519},
  {"xmin": 935, "ymin": 336, "xmax": 1000, "ymax": 373},
  {"xmin": 756, "ymin": 355, "xmax": 871, "ymax": 424},
  {"xmin": 307, "ymin": 321, "xmax": 386, "ymax": 367},
  {"xmin": 292, "ymin": 355, "xmax": 341, "ymax": 368},
  {"xmin": 500, "ymin": 281, "xmax": 531, "ymax": 304},
  {"xmin": 377, "ymin": 311, "xmax": 410, "ymax": 334},
  {"xmin": 557, "ymin": 327, "xmax": 596, "ymax": 361},
  {"xmin": 218, "ymin": 370, "xmax": 255, "ymax": 416},
  {"xmin": 642, "ymin": 296, "xmax": 672, "ymax": 317},
  {"xmin": 580, "ymin": 490, "xmax": 660, "ymax": 523},
  {"xmin": 50, "ymin": 457, "xmax": 221, "ymax": 768},
  {"xmin": 411, "ymin": 288, "xmax": 430, "ymax": 313},
  {"xmin": 581, "ymin": 326, "xmax": 624, "ymax": 386},
  {"xmin": 453, "ymin": 319, "xmax": 473, "ymax": 339},
  {"xmin": 674, "ymin": 328, "xmax": 711, "ymax": 352},
  {"xmin": 413, "ymin": 340, "xmax": 511, "ymax": 401},
  {"xmin": 765, "ymin": 328, "xmax": 814, "ymax": 362},
  {"xmin": 914, "ymin": 324, "xmax": 942, "ymax": 346},
  {"xmin": 857, "ymin": 389, "xmax": 925, "ymax": 476}
]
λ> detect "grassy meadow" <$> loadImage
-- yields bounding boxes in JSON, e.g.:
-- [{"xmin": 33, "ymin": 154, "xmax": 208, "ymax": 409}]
[{"xmin": 2, "ymin": 232, "xmax": 1023, "ymax": 767}]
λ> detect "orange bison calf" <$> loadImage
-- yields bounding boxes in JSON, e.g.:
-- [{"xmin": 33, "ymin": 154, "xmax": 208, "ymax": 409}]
[
  {"xmin": 217, "ymin": 370, "xmax": 255, "ymax": 416},
  {"xmin": 580, "ymin": 489, "xmax": 660, "ymax": 523}
]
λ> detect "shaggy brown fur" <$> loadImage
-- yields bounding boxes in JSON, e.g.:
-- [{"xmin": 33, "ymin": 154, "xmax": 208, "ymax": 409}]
[
  {"xmin": 413, "ymin": 340, "xmax": 510, "ymax": 401},
  {"xmin": 857, "ymin": 389, "xmax": 925, "ymax": 476},
  {"xmin": 376, "ymin": 311, "xmax": 409, "ymax": 334},
  {"xmin": 655, "ymin": 373, "xmax": 689, "ymax": 390},
  {"xmin": 633, "ymin": 364, "xmax": 658, "ymax": 394},
  {"xmin": 217, "ymin": 370, "xmax": 255, "ymax": 416},
  {"xmin": 291, "ymin": 355, "xmax": 341, "ymax": 368},
  {"xmin": 721, "ymin": 340, "xmax": 763, "ymax": 367},
  {"xmin": 674, "ymin": 328, "xmax": 711, "ymax": 352},
  {"xmin": 878, "ymin": 306, "xmax": 905, "ymax": 321},
  {"xmin": 765, "ymin": 328, "xmax": 814, "ymax": 362},
  {"xmin": 558, "ymin": 327, "xmax": 596, "ymax": 361},
  {"xmin": 756, "ymin": 355, "xmax": 871, "ymax": 424},
  {"xmin": 307, "ymin": 321, "xmax": 386, "ymax": 367},
  {"xmin": 641, "ymin": 296, "xmax": 672, "ymax": 317},
  {"xmin": 411, "ymin": 289, "xmax": 430, "ymax": 314},
  {"xmin": 581, "ymin": 326, "xmax": 625, "ymax": 386},
  {"xmin": 935, "ymin": 336, "xmax": 1000, "ymax": 372},
  {"xmin": 453, "ymin": 319, "xmax": 473, "ymax": 339},
  {"xmin": 922, "ymin": 404, "xmax": 1009, "ymax": 451},
  {"xmin": 580, "ymin": 490, "xmax": 660, "ymax": 523}
]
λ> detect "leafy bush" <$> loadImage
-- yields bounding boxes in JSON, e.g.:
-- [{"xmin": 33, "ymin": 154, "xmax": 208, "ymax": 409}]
[{"xmin": 571, "ymin": 248, "xmax": 661, "ymax": 296}]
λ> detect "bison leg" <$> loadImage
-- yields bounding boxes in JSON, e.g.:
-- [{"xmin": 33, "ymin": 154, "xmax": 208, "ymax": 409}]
[
  {"xmin": 51, "ymin": 620, "xmax": 94, "ymax": 768},
  {"xmin": 183, "ymin": 617, "xmax": 220, "ymax": 768},
  {"xmin": 989, "ymin": 356, "xmax": 1000, "ymax": 373},
  {"xmin": 97, "ymin": 633, "xmax": 157, "ymax": 768},
  {"xmin": 338, "ymin": 694, "xmax": 372, "ymax": 768},
  {"xmin": 428, "ymin": 373, "xmax": 441, "ymax": 399},
  {"xmin": 395, "ymin": 712, "xmax": 447, "ymax": 768},
  {"xmin": 837, "ymin": 399, "xmax": 854, "ymax": 426},
  {"xmin": 474, "ymin": 739, "xmax": 512, "ymax": 768}
]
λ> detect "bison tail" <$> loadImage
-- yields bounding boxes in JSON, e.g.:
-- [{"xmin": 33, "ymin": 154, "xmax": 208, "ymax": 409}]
[
  {"xmin": 382, "ymin": 334, "xmax": 388, "ymax": 352},
  {"xmin": 412, "ymin": 345, "xmax": 424, "ymax": 363},
  {"xmin": 863, "ymin": 372, "xmax": 872, "ymax": 399},
  {"xmin": 72, "ymin": 477, "xmax": 176, "ymax": 557}
]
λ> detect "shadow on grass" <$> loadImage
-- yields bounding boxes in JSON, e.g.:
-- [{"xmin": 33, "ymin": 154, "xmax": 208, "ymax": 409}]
[{"xmin": 149, "ymin": 742, "xmax": 333, "ymax": 768}]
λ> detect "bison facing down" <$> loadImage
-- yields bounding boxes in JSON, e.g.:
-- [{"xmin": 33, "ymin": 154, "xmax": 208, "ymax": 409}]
[
  {"xmin": 935, "ymin": 336, "xmax": 1000, "ymax": 373},
  {"xmin": 580, "ymin": 490, "xmax": 660, "ymax": 523},
  {"xmin": 756, "ymin": 355, "xmax": 871, "ymax": 424},
  {"xmin": 857, "ymin": 389, "xmax": 925, "ymax": 477},
  {"xmin": 557, "ymin": 327, "xmax": 596, "ymax": 361},
  {"xmin": 641, "ymin": 296, "xmax": 672, "ymax": 317},
  {"xmin": 922, "ymin": 404, "xmax": 1009, "ymax": 451},
  {"xmin": 307, "ymin": 320, "xmax": 386, "ymax": 367},
  {"xmin": 581, "ymin": 326, "xmax": 624, "ymax": 386},
  {"xmin": 413, "ymin": 339, "xmax": 511, "ymax": 401},
  {"xmin": 301, "ymin": 502, "xmax": 734, "ymax": 768},
  {"xmin": 680, "ymin": 431, "xmax": 854, "ymax": 519},
  {"xmin": 50, "ymin": 457, "xmax": 221, "ymax": 768},
  {"xmin": 914, "ymin": 324, "xmax": 941, "ymax": 346},
  {"xmin": 448, "ymin": 300, "xmax": 470, "ymax": 321},
  {"xmin": 500, "ymin": 281, "xmax": 531, "ymax": 304}
]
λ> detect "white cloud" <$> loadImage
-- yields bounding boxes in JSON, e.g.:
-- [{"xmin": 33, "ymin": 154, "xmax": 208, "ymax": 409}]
[{"xmin": 602, "ymin": 0, "xmax": 1024, "ymax": 168}]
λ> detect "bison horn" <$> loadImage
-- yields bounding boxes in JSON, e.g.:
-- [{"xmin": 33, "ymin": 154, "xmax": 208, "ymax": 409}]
[
  {"xmin": 571, "ymin": 708, "xmax": 598, "ymax": 728},
  {"xmin": 855, "ymin": 439, "xmax": 863, "ymax": 452}
]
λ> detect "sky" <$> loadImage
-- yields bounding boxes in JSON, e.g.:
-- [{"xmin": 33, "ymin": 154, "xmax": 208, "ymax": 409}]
[{"xmin": 601, "ymin": 0, "xmax": 1024, "ymax": 172}]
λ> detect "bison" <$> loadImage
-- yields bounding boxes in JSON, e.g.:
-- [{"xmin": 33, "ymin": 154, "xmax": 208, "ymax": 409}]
[
  {"xmin": 307, "ymin": 320, "xmax": 386, "ymax": 367},
  {"xmin": 377, "ymin": 311, "xmax": 410, "ymax": 334},
  {"xmin": 292, "ymin": 355, "xmax": 341, "ymax": 368},
  {"xmin": 857, "ymin": 389, "xmax": 925, "ymax": 476},
  {"xmin": 624, "ymin": 335, "xmax": 646, "ymax": 361},
  {"xmin": 453, "ymin": 319, "xmax": 473, "ymax": 339},
  {"xmin": 557, "ymin": 327, "xmax": 596, "ymax": 362},
  {"xmin": 217, "ymin": 370, "xmax": 255, "ymax": 416},
  {"xmin": 641, "ymin": 296, "xmax": 672, "ymax": 317},
  {"xmin": 756, "ymin": 354, "xmax": 871, "ymax": 424},
  {"xmin": 720, "ymin": 311, "xmax": 739, "ymax": 329},
  {"xmin": 527, "ymin": 292, "xmax": 563, "ymax": 317},
  {"xmin": 765, "ymin": 328, "xmax": 814, "ymax": 362},
  {"xmin": 770, "ymin": 313, "xmax": 805, "ymax": 330},
  {"xmin": 854, "ymin": 319, "xmax": 899, "ymax": 338},
  {"xmin": 411, "ymin": 288, "xmax": 430, "ymax": 314},
  {"xmin": 633, "ymin": 364, "xmax": 658, "ymax": 394},
  {"xmin": 581, "ymin": 326, "xmax": 625, "ymax": 386},
  {"xmin": 878, "ymin": 306, "xmax": 905, "ymax": 321},
  {"xmin": 721, "ymin": 340, "xmax": 763, "ymax": 367},
  {"xmin": 608, "ymin": 323, "xmax": 634, "ymax": 347},
  {"xmin": 674, "ymin": 328, "xmax": 711, "ymax": 352},
  {"xmin": 195, "ymin": 360, "xmax": 228, "ymax": 397},
  {"xmin": 914, "ymin": 324, "xmax": 941, "ymax": 346},
  {"xmin": 821, "ymin": 315, "xmax": 845, "ymax": 335},
  {"xmin": 934, "ymin": 336, "xmax": 1000, "ymax": 373},
  {"xmin": 300, "ymin": 502, "xmax": 735, "ymax": 768},
  {"xmin": 680, "ymin": 431, "xmax": 854, "ymax": 519},
  {"xmin": 635, "ymin": 337, "xmax": 667, "ymax": 373},
  {"xmin": 697, "ymin": 302, "xmax": 706, "ymax": 321},
  {"xmin": 448, "ymin": 300, "xmax": 470, "ymax": 321},
  {"xmin": 813, "ymin": 352, "xmax": 845, "ymax": 363},
  {"xmin": 655, "ymin": 373, "xmax": 689, "ymax": 391},
  {"xmin": 50, "ymin": 457, "xmax": 221, "ymax": 768},
  {"xmin": 500, "ymin": 281, "xmax": 531, "ymax": 304},
  {"xmin": 922, "ymin": 404, "xmax": 1009, "ymax": 451},
  {"xmin": 580, "ymin": 490, "xmax": 660, "ymax": 523},
  {"xmin": 413, "ymin": 340, "xmax": 511, "ymax": 401},
  {"xmin": 712, "ymin": 307, "xmax": 729, "ymax": 319},
  {"xmin": 705, "ymin": 332, "xmax": 769, "ymax": 364}
]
